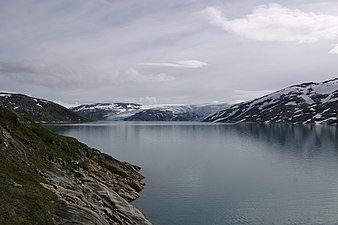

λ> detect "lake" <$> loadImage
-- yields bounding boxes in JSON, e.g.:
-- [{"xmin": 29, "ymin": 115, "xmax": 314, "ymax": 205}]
[{"xmin": 46, "ymin": 122, "xmax": 338, "ymax": 225}]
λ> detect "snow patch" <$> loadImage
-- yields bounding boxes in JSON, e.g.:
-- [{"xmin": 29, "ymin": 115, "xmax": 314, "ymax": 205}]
[
  {"xmin": 0, "ymin": 93, "xmax": 11, "ymax": 98},
  {"xmin": 285, "ymin": 102, "xmax": 297, "ymax": 106},
  {"xmin": 313, "ymin": 114, "xmax": 322, "ymax": 119},
  {"xmin": 300, "ymin": 94, "xmax": 314, "ymax": 104}
]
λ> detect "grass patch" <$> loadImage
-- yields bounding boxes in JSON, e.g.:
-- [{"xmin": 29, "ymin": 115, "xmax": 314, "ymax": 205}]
[{"xmin": 0, "ymin": 107, "xmax": 85, "ymax": 224}]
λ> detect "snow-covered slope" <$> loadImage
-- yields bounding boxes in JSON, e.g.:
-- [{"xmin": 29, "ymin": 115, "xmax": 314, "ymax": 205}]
[
  {"xmin": 0, "ymin": 93, "xmax": 90, "ymax": 122},
  {"xmin": 72, "ymin": 103, "xmax": 229, "ymax": 121},
  {"xmin": 205, "ymin": 78, "xmax": 338, "ymax": 125},
  {"xmin": 71, "ymin": 103, "xmax": 142, "ymax": 120},
  {"xmin": 125, "ymin": 103, "xmax": 230, "ymax": 121}
]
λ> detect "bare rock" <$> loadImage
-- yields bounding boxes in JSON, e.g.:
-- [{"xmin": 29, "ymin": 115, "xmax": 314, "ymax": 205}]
[{"xmin": 42, "ymin": 160, "xmax": 151, "ymax": 225}]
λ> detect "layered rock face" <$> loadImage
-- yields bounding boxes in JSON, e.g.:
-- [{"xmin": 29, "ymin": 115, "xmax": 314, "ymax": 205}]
[
  {"xmin": 42, "ymin": 155, "xmax": 151, "ymax": 225},
  {"xmin": 0, "ymin": 107, "xmax": 151, "ymax": 225}
]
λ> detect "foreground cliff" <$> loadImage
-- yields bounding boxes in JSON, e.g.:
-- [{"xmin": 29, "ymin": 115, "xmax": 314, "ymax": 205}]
[{"xmin": 0, "ymin": 107, "xmax": 151, "ymax": 225}]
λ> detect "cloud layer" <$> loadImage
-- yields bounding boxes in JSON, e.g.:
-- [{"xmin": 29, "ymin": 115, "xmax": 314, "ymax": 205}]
[
  {"xmin": 123, "ymin": 68, "xmax": 174, "ymax": 83},
  {"xmin": 329, "ymin": 45, "xmax": 338, "ymax": 54},
  {"xmin": 203, "ymin": 4, "xmax": 338, "ymax": 53},
  {"xmin": 1, "ymin": 0, "xmax": 338, "ymax": 104},
  {"xmin": 0, "ymin": 61, "xmax": 173, "ymax": 88},
  {"xmin": 139, "ymin": 60, "xmax": 208, "ymax": 68}
]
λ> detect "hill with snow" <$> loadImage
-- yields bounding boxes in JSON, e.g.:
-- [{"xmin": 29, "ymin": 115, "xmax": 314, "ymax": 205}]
[
  {"xmin": 71, "ymin": 103, "xmax": 142, "ymax": 120},
  {"xmin": 204, "ymin": 78, "xmax": 338, "ymax": 125},
  {"xmin": 0, "ymin": 93, "xmax": 90, "ymax": 123}
]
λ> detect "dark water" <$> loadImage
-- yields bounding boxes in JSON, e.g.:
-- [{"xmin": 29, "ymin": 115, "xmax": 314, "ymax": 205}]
[{"xmin": 46, "ymin": 122, "xmax": 338, "ymax": 225}]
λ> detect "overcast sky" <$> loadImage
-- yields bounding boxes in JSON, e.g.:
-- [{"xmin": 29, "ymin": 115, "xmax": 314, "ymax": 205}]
[{"xmin": 1, "ymin": 0, "xmax": 338, "ymax": 106}]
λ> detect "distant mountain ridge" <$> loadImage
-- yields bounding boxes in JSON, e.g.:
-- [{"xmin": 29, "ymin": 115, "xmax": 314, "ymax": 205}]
[
  {"xmin": 205, "ymin": 78, "xmax": 338, "ymax": 125},
  {"xmin": 72, "ymin": 103, "xmax": 230, "ymax": 121},
  {"xmin": 0, "ymin": 93, "xmax": 90, "ymax": 123},
  {"xmin": 124, "ymin": 104, "xmax": 230, "ymax": 121},
  {"xmin": 71, "ymin": 103, "xmax": 141, "ymax": 120}
]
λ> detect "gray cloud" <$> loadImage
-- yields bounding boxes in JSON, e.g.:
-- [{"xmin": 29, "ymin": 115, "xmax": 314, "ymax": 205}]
[
  {"xmin": 0, "ymin": 0, "xmax": 338, "ymax": 105},
  {"xmin": 139, "ymin": 60, "xmax": 208, "ymax": 68},
  {"xmin": 0, "ymin": 61, "xmax": 173, "ymax": 89},
  {"xmin": 329, "ymin": 44, "xmax": 338, "ymax": 54},
  {"xmin": 122, "ymin": 68, "xmax": 175, "ymax": 83},
  {"xmin": 0, "ymin": 61, "xmax": 87, "ymax": 88}
]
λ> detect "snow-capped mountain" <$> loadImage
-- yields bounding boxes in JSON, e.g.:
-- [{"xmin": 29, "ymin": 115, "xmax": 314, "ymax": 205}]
[
  {"xmin": 0, "ymin": 93, "xmax": 90, "ymax": 123},
  {"xmin": 205, "ymin": 78, "xmax": 338, "ymax": 125},
  {"xmin": 124, "ymin": 103, "xmax": 230, "ymax": 121},
  {"xmin": 71, "ymin": 103, "xmax": 229, "ymax": 121},
  {"xmin": 71, "ymin": 103, "xmax": 142, "ymax": 120}
]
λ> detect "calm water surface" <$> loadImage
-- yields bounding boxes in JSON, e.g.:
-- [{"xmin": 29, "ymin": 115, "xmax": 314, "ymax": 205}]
[{"xmin": 46, "ymin": 122, "xmax": 338, "ymax": 225}]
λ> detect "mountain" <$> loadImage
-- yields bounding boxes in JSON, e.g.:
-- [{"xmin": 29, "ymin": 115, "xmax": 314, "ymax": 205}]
[
  {"xmin": 0, "ymin": 106, "xmax": 150, "ymax": 225},
  {"xmin": 71, "ymin": 103, "xmax": 229, "ymax": 121},
  {"xmin": 205, "ymin": 78, "xmax": 338, "ymax": 125},
  {"xmin": 124, "ymin": 104, "xmax": 230, "ymax": 121},
  {"xmin": 71, "ymin": 103, "xmax": 141, "ymax": 120},
  {"xmin": 0, "ymin": 93, "xmax": 90, "ymax": 123}
]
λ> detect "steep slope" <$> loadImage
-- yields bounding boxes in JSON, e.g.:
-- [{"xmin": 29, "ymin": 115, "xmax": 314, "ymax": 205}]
[
  {"xmin": 71, "ymin": 103, "xmax": 141, "ymax": 120},
  {"xmin": 205, "ymin": 78, "xmax": 338, "ymax": 125},
  {"xmin": 0, "ymin": 107, "xmax": 151, "ymax": 225},
  {"xmin": 124, "ymin": 104, "xmax": 230, "ymax": 121},
  {"xmin": 0, "ymin": 93, "xmax": 90, "ymax": 123}
]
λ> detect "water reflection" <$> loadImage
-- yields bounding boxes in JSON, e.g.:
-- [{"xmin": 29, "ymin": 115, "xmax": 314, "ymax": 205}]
[
  {"xmin": 228, "ymin": 123, "xmax": 338, "ymax": 158},
  {"xmin": 46, "ymin": 122, "xmax": 338, "ymax": 225}
]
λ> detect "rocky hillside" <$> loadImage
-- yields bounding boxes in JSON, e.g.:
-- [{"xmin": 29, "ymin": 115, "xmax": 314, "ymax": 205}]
[
  {"xmin": 71, "ymin": 103, "xmax": 141, "ymax": 120},
  {"xmin": 0, "ymin": 93, "xmax": 90, "ymax": 123},
  {"xmin": 205, "ymin": 78, "xmax": 338, "ymax": 125},
  {"xmin": 0, "ymin": 107, "xmax": 151, "ymax": 225},
  {"xmin": 125, "ymin": 104, "xmax": 229, "ymax": 121}
]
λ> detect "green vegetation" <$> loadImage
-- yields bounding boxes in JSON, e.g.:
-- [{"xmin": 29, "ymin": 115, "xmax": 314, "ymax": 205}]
[
  {"xmin": 0, "ymin": 107, "xmax": 88, "ymax": 224},
  {"xmin": 0, "ymin": 106, "xmax": 146, "ymax": 224},
  {"xmin": 0, "ymin": 147, "xmax": 60, "ymax": 225}
]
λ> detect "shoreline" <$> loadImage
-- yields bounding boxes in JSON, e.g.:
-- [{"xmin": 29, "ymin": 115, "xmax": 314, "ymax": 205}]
[{"xmin": 0, "ymin": 107, "xmax": 151, "ymax": 224}]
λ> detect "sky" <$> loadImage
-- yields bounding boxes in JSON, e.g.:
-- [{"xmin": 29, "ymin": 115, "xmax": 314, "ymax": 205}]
[{"xmin": 1, "ymin": 0, "xmax": 338, "ymax": 106}]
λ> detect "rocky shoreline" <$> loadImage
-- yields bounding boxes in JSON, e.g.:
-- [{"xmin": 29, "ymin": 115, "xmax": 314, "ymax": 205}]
[
  {"xmin": 0, "ymin": 107, "xmax": 151, "ymax": 225},
  {"xmin": 40, "ymin": 148, "xmax": 151, "ymax": 225}
]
